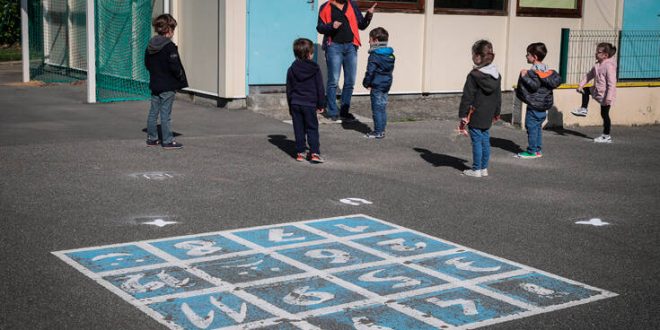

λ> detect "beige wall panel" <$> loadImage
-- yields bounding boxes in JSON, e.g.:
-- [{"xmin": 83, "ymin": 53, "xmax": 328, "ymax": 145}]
[
  {"xmin": 219, "ymin": 0, "xmax": 246, "ymax": 98},
  {"xmin": 551, "ymin": 88, "xmax": 660, "ymax": 127},
  {"xmin": 429, "ymin": 15, "xmax": 507, "ymax": 92},
  {"xmin": 177, "ymin": 0, "xmax": 218, "ymax": 95},
  {"xmin": 354, "ymin": 13, "xmax": 424, "ymax": 94},
  {"xmin": 581, "ymin": 0, "xmax": 620, "ymax": 30}
]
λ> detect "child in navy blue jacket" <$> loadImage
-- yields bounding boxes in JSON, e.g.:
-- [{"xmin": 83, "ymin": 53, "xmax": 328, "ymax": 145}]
[
  {"xmin": 286, "ymin": 38, "xmax": 326, "ymax": 163},
  {"xmin": 362, "ymin": 27, "xmax": 395, "ymax": 139}
]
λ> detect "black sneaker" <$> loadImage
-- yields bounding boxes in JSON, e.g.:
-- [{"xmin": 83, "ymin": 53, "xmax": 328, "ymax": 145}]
[
  {"xmin": 162, "ymin": 141, "xmax": 183, "ymax": 149},
  {"xmin": 146, "ymin": 139, "xmax": 160, "ymax": 147},
  {"xmin": 340, "ymin": 113, "xmax": 357, "ymax": 122},
  {"xmin": 329, "ymin": 116, "xmax": 341, "ymax": 122}
]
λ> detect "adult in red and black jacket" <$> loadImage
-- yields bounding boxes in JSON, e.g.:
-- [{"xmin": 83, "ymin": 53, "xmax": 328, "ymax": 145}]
[{"xmin": 317, "ymin": 0, "xmax": 376, "ymax": 121}]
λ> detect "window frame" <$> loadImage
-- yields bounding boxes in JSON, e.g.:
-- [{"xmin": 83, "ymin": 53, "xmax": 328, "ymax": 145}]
[
  {"xmin": 516, "ymin": 0, "xmax": 582, "ymax": 18},
  {"xmin": 356, "ymin": 1, "xmax": 425, "ymax": 14},
  {"xmin": 434, "ymin": 0, "xmax": 509, "ymax": 16}
]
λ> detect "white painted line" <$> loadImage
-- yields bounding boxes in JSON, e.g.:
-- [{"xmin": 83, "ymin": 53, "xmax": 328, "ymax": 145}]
[
  {"xmin": 575, "ymin": 218, "xmax": 610, "ymax": 226},
  {"xmin": 142, "ymin": 219, "xmax": 178, "ymax": 227}
]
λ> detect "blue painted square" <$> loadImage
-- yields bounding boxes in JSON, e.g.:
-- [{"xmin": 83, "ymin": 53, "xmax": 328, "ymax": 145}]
[
  {"xmin": 278, "ymin": 242, "xmax": 383, "ymax": 270},
  {"xmin": 333, "ymin": 264, "xmax": 448, "ymax": 296},
  {"xmin": 149, "ymin": 292, "xmax": 274, "ymax": 329},
  {"xmin": 304, "ymin": 216, "xmax": 395, "ymax": 237},
  {"xmin": 307, "ymin": 304, "xmax": 438, "ymax": 330},
  {"xmin": 245, "ymin": 276, "xmax": 366, "ymax": 314},
  {"xmin": 413, "ymin": 251, "xmax": 519, "ymax": 280},
  {"xmin": 398, "ymin": 287, "xmax": 527, "ymax": 326},
  {"xmin": 65, "ymin": 245, "xmax": 166, "ymax": 273},
  {"xmin": 480, "ymin": 272, "xmax": 603, "ymax": 307},
  {"xmin": 353, "ymin": 231, "xmax": 456, "ymax": 258},
  {"xmin": 193, "ymin": 253, "xmax": 306, "ymax": 284},
  {"xmin": 232, "ymin": 225, "xmax": 325, "ymax": 248},
  {"xmin": 149, "ymin": 234, "xmax": 250, "ymax": 260},
  {"xmin": 104, "ymin": 266, "xmax": 215, "ymax": 299}
]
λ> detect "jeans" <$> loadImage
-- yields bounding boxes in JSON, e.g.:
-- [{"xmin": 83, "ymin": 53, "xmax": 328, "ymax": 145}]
[
  {"xmin": 147, "ymin": 91, "xmax": 176, "ymax": 144},
  {"xmin": 370, "ymin": 89, "xmax": 388, "ymax": 134},
  {"xmin": 468, "ymin": 127, "xmax": 490, "ymax": 170},
  {"xmin": 290, "ymin": 104, "xmax": 320, "ymax": 154},
  {"xmin": 525, "ymin": 108, "xmax": 547, "ymax": 153},
  {"xmin": 325, "ymin": 43, "xmax": 358, "ymax": 117}
]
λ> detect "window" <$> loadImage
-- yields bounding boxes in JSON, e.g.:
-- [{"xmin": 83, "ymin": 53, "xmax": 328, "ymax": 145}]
[
  {"xmin": 434, "ymin": 0, "xmax": 508, "ymax": 16},
  {"xmin": 517, "ymin": 0, "xmax": 582, "ymax": 18},
  {"xmin": 357, "ymin": 0, "xmax": 424, "ymax": 14}
]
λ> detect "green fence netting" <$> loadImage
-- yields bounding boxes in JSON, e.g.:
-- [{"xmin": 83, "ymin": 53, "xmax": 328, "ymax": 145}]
[
  {"xmin": 96, "ymin": 0, "xmax": 151, "ymax": 102},
  {"xmin": 27, "ymin": 0, "xmax": 152, "ymax": 102}
]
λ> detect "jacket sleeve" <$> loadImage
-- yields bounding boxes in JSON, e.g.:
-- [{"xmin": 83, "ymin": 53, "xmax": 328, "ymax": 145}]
[
  {"xmin": 286, "ymin": 68, "xmax": 293, "ymax": 107},
  {"xmin": 519, "ymin": 70, "xmax": 541, "ymax": 93},
  {"xmin": 362, "ymin": 56, "xmax": 376, "ymax": 88},
  {"xmin": 579, "ymin": 66, "xmax": 595, "ymax": 88},
  {"xmin": 543, "ymin": 71, "xmax": 563, "ymax": 90},
  {"xmin": 353, "ymin": 1, "xmax": 372, "ymax": 30},
  {"xmin": 168, "ymin": 45, "xmax": 186, "ymax": 84},
  {"xmin": 316, "ymin": 4, "xmax": 334, "ymax": 35},
  {"xmin": 458, "ymin": 73, "xmax": 477, "ymax": 118},
  {"xmin": 604, "ymin": 62, "xmax": 617, "ymax": 106},
  {"xmin": 315, "ymin": 68, "xmax": 326, "ymax": 108}
]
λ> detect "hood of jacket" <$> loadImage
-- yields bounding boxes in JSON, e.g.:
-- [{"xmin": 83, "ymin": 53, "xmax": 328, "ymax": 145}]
[
  {"xmin": 370, "ymin": 47, "xmax": 395, "ymax": 70},
  {"xmin": 147, "ymin": 35, "xmax": 172, "ymax": 54},
  {"xmin": 290, "ymin": 59, "xmax": 320, "ymax": 82},
  {"xmin": 472, "ymin": 64, "xmax": 501, "ymax": 94}
]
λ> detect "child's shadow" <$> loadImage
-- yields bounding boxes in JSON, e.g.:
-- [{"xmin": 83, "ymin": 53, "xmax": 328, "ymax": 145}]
[
  {"xmin": 545, "ymin": 127, "xmax": 592, "ymax": 139},
  {"xmin": 268, "ymin": 134, "xmax": 297, "ymax": 158},
  {"xmin": 141, "ymin": 125, "xmax": 182, "ymax": 140},
  {"xmin": 413, "ymin": 148, "xmax": 469, "ymax": 171},
  {"xmin": 341, "ymin": 120, "xmax": 372, "ymax": 134},
  {"xmin": 490, "ymin": 137, "xmax": 524, "ymax": 154}
]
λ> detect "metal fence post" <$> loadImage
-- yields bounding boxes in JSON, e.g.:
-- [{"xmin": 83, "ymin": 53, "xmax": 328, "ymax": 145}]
[
  {"xmin": 86, "ymin": 0, "xmax": 96, "ymax": 103},
  {"xmin": 21, "ymin": 0, "xmax": 29, "ymax": 82},
  {"xmin": 559, "ymin": 28, "xmax": 570, "ymax": 84}
]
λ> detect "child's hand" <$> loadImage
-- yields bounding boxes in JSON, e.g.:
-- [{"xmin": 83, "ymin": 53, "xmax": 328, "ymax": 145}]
[
  {"xmin": 460, "ymin": 117, "xmax": 468, "ymax": 124},
  {"xmin": 367, "ymin": 3, "xmax": 377, "ymax": 14},
  {"xmin": 492, "ymin": 115, "xmax": 500, "ymax": 123},
  {"xmin": 333, "ymin": 21, "xmax": 342, "ymax": 29},
  {"xmin": 520, "ymin": 69, "xmax": 528, "ymax": 77},
  {"xmin": 576, "ymin": 86, "xmax": 584, "ymax": 93},
  {"xmin": 317, "ymin": 108, "xmax": 325, "ymax": 114}
]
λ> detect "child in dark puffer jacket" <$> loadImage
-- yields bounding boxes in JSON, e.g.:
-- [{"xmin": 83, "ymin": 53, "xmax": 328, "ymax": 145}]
[
  {"xmin": 362, "ymin": 27, "xmax": 395, "ymax": 139},
  {"xmin": 515, "ymin": 42, "xmax": 562, "ymax": 159}
]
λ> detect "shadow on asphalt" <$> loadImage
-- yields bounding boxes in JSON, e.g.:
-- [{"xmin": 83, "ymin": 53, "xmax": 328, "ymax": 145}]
[
  {"xmin": 413, "ymin": 147, "xmax": 469, "ymax": 171},
  {"xmin": 545, "ymin": 127, "xmax": 592, "ymax": 139},
  {"xmin": 490, "ymin": 137, "xmax": 524, "ymax": 154},
  {"xmin": 268, "ymin": 134, "xmax": 297, "ymax": 158},
  {"xmin": 341, "ymin": 120, "xmax": 372, "ymax": 134},
  {"xmin": 141, "ymin": 125, "xmax": 182, "ymax": 141}
]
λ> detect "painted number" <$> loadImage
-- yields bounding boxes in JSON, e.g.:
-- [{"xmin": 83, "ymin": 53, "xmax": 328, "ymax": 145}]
[
  {"xmin": 283, "ymin": 286, "xmax": 335, "ymax": 306},
  {"xmin": 426, "ymin": 297, "xmax": 478, "ymax": 316},
  {"xmin": 352, "ymin": 316, "xmax": 394, "ymax": 330},
  {"xmin": 334, "ymin": 224, "xmax": 369, "ymax": 233},
  {"xmin": 305, "ymin": 249, "xmax": 351, "ymax": 264},
  {"xmin": 358, "ymin": 269, "xmax": 421, "ymax": 289},
  {"xmin": 120, "ymin": 270, "xmax": 190, "ymax": 294},
  {"xmin": 445, "ymin": 257, "xmax": 501, "ymax": 273},
  {"xmin": 174, "ymin": 240, "xmax": 223, "ymax": 257},
  {"xmin": 268, "ymin": 228, "xmax": 306, "ymax": 243},
  {"xmin": 181, "ymin": 296, "xmax": 247, "ymax": 329},
  {"xmin": 377, "ymin": 238, "xmax": 426, "ymax": 252}
]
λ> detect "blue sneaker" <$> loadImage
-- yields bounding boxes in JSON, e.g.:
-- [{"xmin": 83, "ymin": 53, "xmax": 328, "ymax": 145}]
[{"xmin": 365, "ymin": 132, "xmax": 384, "ymax": 139}]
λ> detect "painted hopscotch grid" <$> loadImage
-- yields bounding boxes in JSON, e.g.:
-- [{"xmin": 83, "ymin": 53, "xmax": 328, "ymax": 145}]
[{"xmin": 52, "ymin": 214, "xmax": 617, "ymax": 329}]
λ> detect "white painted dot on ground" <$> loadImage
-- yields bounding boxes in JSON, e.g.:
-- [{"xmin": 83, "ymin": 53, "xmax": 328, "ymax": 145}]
[
  {"xmin": 339, "ymin": 198, "xmax": 373, "ymax": 206},
  {"xmin": 575, "ymin": 218, "xmax": 610, "ymax": 226},
  {"xmin": 143, "ymin": 219, "xmax": 178, "ymax": 227}
]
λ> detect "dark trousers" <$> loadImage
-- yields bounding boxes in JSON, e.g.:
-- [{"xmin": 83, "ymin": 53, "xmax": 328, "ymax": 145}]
[
  {"xmin": 581, "ymin": 89, "xmax": 611, "ymax": 135},
  {"xmin": 290, "ymin": 104, "xmax": 320, "ymax": 154}
]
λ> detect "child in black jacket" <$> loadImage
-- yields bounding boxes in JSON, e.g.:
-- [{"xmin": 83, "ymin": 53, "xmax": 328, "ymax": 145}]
[
  {"xmin": 459, "ymin": 40, "xmax": 501, "ymax": 178},
  {"xmin": 286, "ymin": 38, "xmax": 326, "ymax": 163},
  {"xmin": 145, "ymin": 14, "xmax": 188, "ymax": 149}
]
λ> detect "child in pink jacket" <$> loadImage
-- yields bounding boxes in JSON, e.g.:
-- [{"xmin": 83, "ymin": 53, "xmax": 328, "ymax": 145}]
[{"xmin": 571, "ymin": 42, "xmax": 617, "ymax": 143}]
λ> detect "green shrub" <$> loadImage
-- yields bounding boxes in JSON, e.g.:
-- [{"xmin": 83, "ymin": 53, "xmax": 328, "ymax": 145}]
[{"xmin": 0, "ymin": 0, "xmax": 20, "ymax": 46}]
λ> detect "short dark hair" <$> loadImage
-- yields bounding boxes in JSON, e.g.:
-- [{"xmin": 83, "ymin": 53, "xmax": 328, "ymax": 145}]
[
  {"xmin": 152, "ymin": 14, "xmax": 177, "ymax": 35},
  {"xmin": 369, "ymin": 27, "xmax": 389, "ymax": 42},
  {"xmin": 526, "ymin": 42, "xmax": 547, "ymax": 61},
  {"xmin": 597, "ymin": 42, "xmax": 617, "ymax": 57},
  {"xmin": 472, "ymin": 39, "xmax": 495, "ymax": 66},
  {"xmin": 293, "ymin": 38, "xmax": 314, "ymax": 60}
]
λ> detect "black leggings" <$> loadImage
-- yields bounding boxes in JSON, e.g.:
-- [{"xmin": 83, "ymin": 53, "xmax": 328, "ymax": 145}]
[{"xmin": 581, "ymin": 89, "xmax": 611, "ymax": 135}]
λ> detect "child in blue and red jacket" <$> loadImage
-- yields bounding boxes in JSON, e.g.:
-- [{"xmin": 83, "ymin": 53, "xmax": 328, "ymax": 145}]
[
  {"xmin": 286, "ymin": 38, "xmax": 326, "ymax": 163},
  {"xmin": 362, "ymin": 27, "xmax": 395, "ymax": 139}
]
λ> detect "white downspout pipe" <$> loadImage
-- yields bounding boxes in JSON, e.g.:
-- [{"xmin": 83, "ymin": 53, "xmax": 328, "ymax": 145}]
[
  {"xmin": 86, "ymin": 0, "xmax": 96, "ymax": 103},
  {"xmin": 21, "ymin": 0, "xmax": 29, "ymax": 82}
]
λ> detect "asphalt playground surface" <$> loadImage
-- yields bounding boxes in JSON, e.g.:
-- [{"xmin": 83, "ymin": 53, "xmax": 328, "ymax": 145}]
[{"xmin": 1, "ymin": 63, "xmax": 659, "ymax": 329}]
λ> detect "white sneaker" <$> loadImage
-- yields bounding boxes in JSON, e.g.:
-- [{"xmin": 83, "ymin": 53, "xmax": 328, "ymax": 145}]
[
  {"xmin": 571, "ymin": 107, "xmax": 588, "ymax": 117},
  {"xmin": 481, "ymin": 169, "xmax": 488, "ymax": 177},
  {"xmin": 462, "ymin": 169, "xmax": 482, "ymax": 177},
  {"xmin": 594, "ymin": 134, "xmax": 612, "ymax": 143}
]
